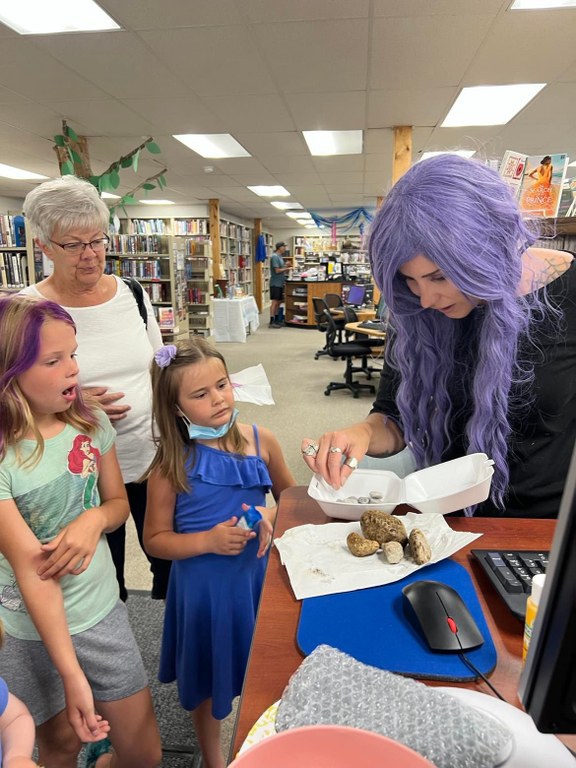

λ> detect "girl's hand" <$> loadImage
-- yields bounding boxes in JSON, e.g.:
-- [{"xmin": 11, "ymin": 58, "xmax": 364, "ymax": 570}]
[
  {"xmin": 240, "ymin": 503, "xmax": 274, "ymax": 558},
  {"xmin": 207, "ymin": 517, "xmax": 255, "ymax": 556},
  {"xmin": 37, "ymin": 508, "xmax": 104, "ymax": 579},
  {"xmin": 62, "ymin": 674, "xmax": 110, "ymax": 743}
]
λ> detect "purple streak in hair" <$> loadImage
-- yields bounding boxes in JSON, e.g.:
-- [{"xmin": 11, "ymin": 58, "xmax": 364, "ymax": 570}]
[
  {"xmin": 368, "ymin": 154, "xmax": 544, "ymax": 512},
  {"xmin": 0, "ymin": 298, "xmax": 76, "ymax": 388}
]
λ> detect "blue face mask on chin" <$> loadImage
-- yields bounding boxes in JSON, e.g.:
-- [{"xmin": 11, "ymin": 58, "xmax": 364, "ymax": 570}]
[{"xmin": 179, "ymin": 408, "xmax": 239, "ymax": 441}]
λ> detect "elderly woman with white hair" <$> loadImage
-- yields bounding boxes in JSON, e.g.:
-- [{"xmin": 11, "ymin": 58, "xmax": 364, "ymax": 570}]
[{"xmin": 21, "ymin": 175, "xmax": 171, "ymax": 601}]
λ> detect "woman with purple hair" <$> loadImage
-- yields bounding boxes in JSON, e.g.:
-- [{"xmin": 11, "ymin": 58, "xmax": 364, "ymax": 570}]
[{"xmin": 302, "ymin": 154, "xmax": 575, "ymax": 518}]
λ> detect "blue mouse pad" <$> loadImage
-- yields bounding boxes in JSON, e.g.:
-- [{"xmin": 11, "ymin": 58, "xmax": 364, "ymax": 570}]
[{"xmin": 297, "ymin": 559, "xmax": 497, "ymax": 681}]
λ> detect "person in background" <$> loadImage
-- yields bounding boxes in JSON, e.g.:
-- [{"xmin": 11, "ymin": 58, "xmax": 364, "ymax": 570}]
[
  {"xmin": 21, "ymin": 176, "xmax": 171, "ymax": 601},
  {"xmin": 0, "ymin": 295, "xmax": 161, "ymax": 768},
  {"xmin": 269, "ymin": 241, "xmax": 292, "ymax": 328},
  {"xmin": 143, "ymin": 338, "xmax": 295, "ymax": 768},
  {"xmin": 302, "ymin": 154, "xmax": 575, "ymax": 518}
]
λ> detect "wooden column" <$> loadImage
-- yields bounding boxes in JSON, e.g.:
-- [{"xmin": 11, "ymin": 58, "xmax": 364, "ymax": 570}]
[
  {"xmin": 392, "ymin": 125, "xmax": 412, "ymax": 184},
  {"xmin": 253, "ymin": 218, "xmax": 263, "ymax": 311},
  {"xmin": 209, "ymin": 199, "xmax": 221, "ymax": 280}
]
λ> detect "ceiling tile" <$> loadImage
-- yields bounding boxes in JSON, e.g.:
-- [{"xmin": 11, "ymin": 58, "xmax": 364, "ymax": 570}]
[
  {"xmin": 284, "ymin": 91, "xmax": 366, "ymax": 130},
  {"xmin": 202, "ymin": 94, "xmax": 296, "ymax": 132}
]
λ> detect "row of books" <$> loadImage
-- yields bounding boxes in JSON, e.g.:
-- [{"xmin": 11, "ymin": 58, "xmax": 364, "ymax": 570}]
[
  {"xmin": 188, "ymin": 287, "xmax": 211, "ymax": 303},
  {"xmin": 126, "ymin": 218, "xmax": 169, "ymax": 235},
  {"xmin": 0, "ymin": 215, "xmax": 18, "ymax": 247},
  {"xmin": 108, "ymin": 234, "xmax": 169, "ymax": 254},
  {"xmin": 140, "ymin": 282, "xmax": 169, "ymax": 303},
  {"xmin": 105, "ymin": 259, "xmax": 165, "ymax": 279},
  {"xmin": 0, "ymin": 250, "xmax": 26, "ymax": 288},
  {"xmin": 173, "ymin": 218, "xmax": 210, "ymax": 236}
]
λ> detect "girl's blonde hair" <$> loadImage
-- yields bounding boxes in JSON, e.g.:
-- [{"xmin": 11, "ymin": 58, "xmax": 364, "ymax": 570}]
[
  {"xmin": 0, "ymin": 295, "xmax": 99, "ymax": 466},
  {"xmin": 144, "ymin": 338, "xmax": 246, "ymax": 492}
]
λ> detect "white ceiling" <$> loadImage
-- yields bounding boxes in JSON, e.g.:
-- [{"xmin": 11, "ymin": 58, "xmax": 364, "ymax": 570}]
[{"xmin": 0, "ymin": 0, "xmax": 575, "ymax": 231}]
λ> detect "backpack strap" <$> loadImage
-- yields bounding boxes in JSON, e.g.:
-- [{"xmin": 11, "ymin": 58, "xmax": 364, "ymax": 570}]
[{"xmin": 122, "ymin": 277, "xmax": 148, "ymax": 328}]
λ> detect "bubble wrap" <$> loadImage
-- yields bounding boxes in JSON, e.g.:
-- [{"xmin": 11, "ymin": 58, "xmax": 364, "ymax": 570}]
[{"xmin": 276, "ymin": 645, "xmax": 512, "ymax": 768}]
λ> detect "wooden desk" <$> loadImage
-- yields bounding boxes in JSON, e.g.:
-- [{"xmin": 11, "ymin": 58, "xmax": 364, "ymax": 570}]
[
  {"xmin": 231, "ymin": 487, "xmax": 574, "ymax": 758},
  {"xmin": 345, "ymin": 320, "xmax": 387, "ymax": 339},
  {"xmin": 331, "ymin": 307, "xmax": 376, "ymax": 322}
]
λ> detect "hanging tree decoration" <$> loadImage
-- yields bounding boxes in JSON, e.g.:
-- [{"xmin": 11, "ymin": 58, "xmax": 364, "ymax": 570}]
[{"xmin": 52, "ymin": 120, "xmax": 167, "ymax": 218}]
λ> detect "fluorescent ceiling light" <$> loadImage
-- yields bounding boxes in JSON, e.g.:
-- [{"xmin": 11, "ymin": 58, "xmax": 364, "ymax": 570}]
[
  {"xmin": 304, "ymin": 225, "xmax": 317, "ymax": 229},
  {"xmin": 442, "ymin": 84, "xmax": 546, "ymax": 127},
  {"xmin": 296, "ymin": 219, "xmax": 312, "ymax": 225},
  {"xmin": 0, "ymin": 163, "xmax": 48, "ymax": 180},
  {"xmin": 0, "ymin": 0, "xmax": 120, "ymax": 34},
  {"xmin": 101, "ymin": 192, "xmax": 120, "ymax": 199},
  {"xmin": 248, "ymin": 185, "xmax": 290, "ymax": 197},
  {"xmin": 271, "ymin": 201, "xmax": 302, "ymax": 210},
  {"xmin": 302, "ymin": 130, "xmax": 363, "ymax": 156},
  {"xmin": 568, "ymin": 160, "xmax": 576, "ymax": 167},
  {"xmin": 511, "ymin": 1, "xmax": 576, "ymax": 8},
  {"xmin": 138, "ymin": 199, "xmax": 174, "ymax": 205},
  {"xmin": 295, "ymin": 212, "xmax": 312, "ymax": 219},
  {"xmin": 173, "ymin": 134, "xmax": 250, "ymax": 158},
  {"xmin": 285, "ymin": 211, "xmax": 306, "ymax": 219},
  {"xmin": 420, "ymin": 150, "xmax": 476, "ymax": 161}
]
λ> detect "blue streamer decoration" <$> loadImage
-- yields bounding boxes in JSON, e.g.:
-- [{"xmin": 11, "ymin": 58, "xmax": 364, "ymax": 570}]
[{"xmin": 310, "ymin": 207, "xmax": 374, "ymax": 233}]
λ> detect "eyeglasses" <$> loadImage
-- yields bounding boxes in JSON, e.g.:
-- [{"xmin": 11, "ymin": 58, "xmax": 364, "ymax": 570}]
[{"xmin": 50, "ymin": 235, "xmax": 110, "ymax": 257}]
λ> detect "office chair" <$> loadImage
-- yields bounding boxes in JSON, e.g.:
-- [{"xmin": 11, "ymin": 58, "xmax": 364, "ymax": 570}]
[
  {"xmin": 341, "ymin": 306, "xmax": 386, "ymax": 349},
  {"xmin": 322, "ymin": 310, "xmax": 377, "ymax": 399},
  {"xmin": 312, "ymin": 296, "xmax": 331, "ymax": 359},
  {"xmin": 323, "ymin": 292, "xmax": 344, "ymax": 311}
]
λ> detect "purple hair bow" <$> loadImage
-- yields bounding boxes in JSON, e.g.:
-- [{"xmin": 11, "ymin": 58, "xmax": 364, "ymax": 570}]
[{"xmin": 154, "ymin": 345, "xmax": 177, "ymax": 368}]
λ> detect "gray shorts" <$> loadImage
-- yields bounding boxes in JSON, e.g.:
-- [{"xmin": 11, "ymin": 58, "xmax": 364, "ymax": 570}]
[{"xmin": 0, "ymin": 600, "xmax": 148, "ymax": 725}]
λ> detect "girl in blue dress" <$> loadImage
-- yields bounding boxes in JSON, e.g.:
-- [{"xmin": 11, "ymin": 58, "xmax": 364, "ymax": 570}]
[{"xmin": 143, "ymin": 339, "xmax": 295, "ymax": 768}]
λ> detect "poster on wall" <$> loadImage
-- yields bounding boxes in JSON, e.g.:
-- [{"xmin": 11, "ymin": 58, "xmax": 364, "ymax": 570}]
[{"xmin": 499, "ymin": 150, "xmax": 527, "ymax": 200}]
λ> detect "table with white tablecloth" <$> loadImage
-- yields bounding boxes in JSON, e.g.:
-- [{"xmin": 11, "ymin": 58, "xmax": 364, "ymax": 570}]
[{"xmin": 212, "ymin": 297, "xmax": 260, "ymax": 342}]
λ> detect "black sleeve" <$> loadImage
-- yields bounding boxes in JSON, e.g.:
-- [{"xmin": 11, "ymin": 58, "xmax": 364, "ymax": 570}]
[{"xmin": 369, "ymin": 362, "xmax": 402, "ymax": 425}]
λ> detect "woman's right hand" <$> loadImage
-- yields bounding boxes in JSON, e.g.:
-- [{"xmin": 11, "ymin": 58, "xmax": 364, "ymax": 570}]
[
  {"xmin": 82, "ymin": 386, "xmax": 131, "ymax": 422},
  {"xmin": 208, "ymin": 518, "xmax": 256, "ymax": 555},
  {"xmin": 301, "ymin": 423, "xmax": 373, "ymax": 490},
  {"xmin": 62, "ymin": 673, "xmax": 110, "ymax": 743}
]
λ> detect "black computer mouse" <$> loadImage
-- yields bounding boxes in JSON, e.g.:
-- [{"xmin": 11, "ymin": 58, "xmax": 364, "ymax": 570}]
[{"xmin": 402, "ymin": 580, "xmax": 485, "ymax": 651}]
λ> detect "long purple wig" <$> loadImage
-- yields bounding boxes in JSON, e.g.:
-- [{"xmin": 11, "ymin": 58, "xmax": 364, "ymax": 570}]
[
  {"xmin": 369, "ymin": 154, "xmax": 548, "ymax": 511},
  {"xmin": 0, "ymin": 295, "xmax": 96, "ymax": 462}
]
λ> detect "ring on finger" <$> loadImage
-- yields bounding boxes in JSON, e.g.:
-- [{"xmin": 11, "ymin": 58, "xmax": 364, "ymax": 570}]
[
  {"xmin": 302, "ymin": 442, "xmax": 319, "ymax": 457},
  {"xmin": 329, "ymin": 446, "xmax": 343, "ymax": 454},
  {"xmin": 344, "ymin": 456, "xmax": 359, "ymax": 470}
]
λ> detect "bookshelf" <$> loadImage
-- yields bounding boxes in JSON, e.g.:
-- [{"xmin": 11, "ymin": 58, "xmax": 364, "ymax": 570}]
[
  {"xmin": 291, "ymin": 234, "xmax": 371, "ymax": 282},
  {"xmin": 259, "ymin": 231, "xmax": 273, "ymax": 309},
  {"xmin": 220, "ymin": 219, "xmax": 253, "ymax": 296},
  {"xmin": 106, "ymin": 219, "xmax": 188, "ymax": 341},
  {"xmin": 184, "ymin": 238, "xmax": 214, "ymax": 337},
  {"xmin": 0, "ymin": 213, "xmax": 35, "ymax": 292}
]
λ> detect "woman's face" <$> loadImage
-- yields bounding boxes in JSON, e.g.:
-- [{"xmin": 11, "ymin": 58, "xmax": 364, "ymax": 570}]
[
  {"xmin": 398, "ymin": 254, "xmax": 479, "ymax": 319},
  {"xmin": 43, "ymin": 224, "xmax": 108, "ymax": 289}
]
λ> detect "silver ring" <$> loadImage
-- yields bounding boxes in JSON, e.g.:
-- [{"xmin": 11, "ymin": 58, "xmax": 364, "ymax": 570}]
[
  {"xmin": 344, "ymin": 456, "xmax": 359, "ymax": 470},
  {"xmin": 302, "ymin": 442, "xmax": 319, "ymax": 457},
  {"xmin": 329, "ymin": 446, "xmax": 343, "ymax": 454}
]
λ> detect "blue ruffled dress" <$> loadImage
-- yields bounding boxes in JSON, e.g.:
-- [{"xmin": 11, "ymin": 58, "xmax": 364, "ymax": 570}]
[{"xmin": 158, "ymin": 427, "xmax": 272, "ymax": 719}]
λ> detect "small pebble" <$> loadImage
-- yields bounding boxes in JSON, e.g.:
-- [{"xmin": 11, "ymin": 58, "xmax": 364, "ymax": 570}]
[
  {"xmin": 357, "ymin": 496, "xmax": 370, "ymax": 504},
  {"xmin": 369, "ymin": 491, "xmax": 383, "ymax": 501},
  {"xmin": 342, "ymin": 496, "xmax": 358, "ymax": 503}
]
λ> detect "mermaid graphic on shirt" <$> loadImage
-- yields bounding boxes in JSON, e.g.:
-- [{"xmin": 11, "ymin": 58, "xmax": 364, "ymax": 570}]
[{"xmin": 67, "ymin": 435, "xmax": 101, "ymax": 509}]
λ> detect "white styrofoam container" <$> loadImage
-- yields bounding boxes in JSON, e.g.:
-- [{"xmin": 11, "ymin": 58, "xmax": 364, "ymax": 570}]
[{"xmin": 308, "ymin": 453, "xmax": 495, "ymax": 520}]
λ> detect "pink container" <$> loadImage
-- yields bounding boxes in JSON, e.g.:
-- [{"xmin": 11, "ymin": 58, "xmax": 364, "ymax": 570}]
[{"xmin": 230, "ymin": 725, "xmax": 435, "ymax": 768}]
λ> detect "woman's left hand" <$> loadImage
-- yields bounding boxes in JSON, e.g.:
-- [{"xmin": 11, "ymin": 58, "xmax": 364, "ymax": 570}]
[{"xmin": 37, "ymin": 508, "xmax": 104, "ymax": 579}]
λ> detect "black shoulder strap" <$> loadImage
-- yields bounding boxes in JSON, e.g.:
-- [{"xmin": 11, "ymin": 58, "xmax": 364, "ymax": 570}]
[{"xmin": 122, "ymin": 277, "xmax": 148, "ymax": 328}]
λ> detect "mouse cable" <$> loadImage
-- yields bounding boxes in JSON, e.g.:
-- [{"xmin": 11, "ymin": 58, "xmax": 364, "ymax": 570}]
[{"xmin": 458, "ymin": 652, "xmax": 506, "ymax": 701}]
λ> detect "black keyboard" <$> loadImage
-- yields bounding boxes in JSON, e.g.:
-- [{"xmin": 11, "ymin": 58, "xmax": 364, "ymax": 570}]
[
  {"xmin": 357, "ymin": 320, "xmax": 385, "ymax": 330},
  {"xmin": 471, "ymin": 549, "xmax": 549, "ymax": 621}
]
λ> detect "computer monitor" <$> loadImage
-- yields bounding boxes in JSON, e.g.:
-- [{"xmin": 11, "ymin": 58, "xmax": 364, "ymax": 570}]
[
  {"xmin": 345, "ymin": 284, "xmax": 366, "ymax": 306},
  {"xmin": 518, "ymin": 439, "xmax": 576, "ymax": 734}
]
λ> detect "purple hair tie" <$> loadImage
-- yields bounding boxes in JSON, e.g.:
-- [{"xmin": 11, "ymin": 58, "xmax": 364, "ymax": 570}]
[{"xmin": 154, "ymin": 345, "xmax": 177, "ymax": 368}]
